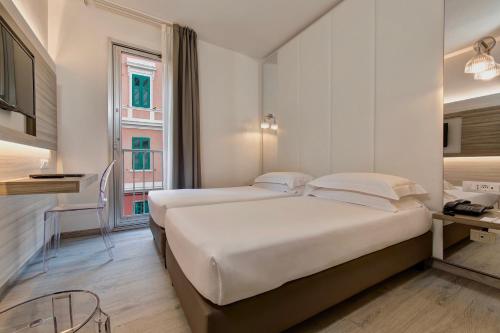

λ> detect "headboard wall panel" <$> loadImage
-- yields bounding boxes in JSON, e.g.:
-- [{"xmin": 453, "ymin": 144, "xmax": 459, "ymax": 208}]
[
  {"xmin": 298, "ymin": 14, "xmax": 332, "ymax": 177},
  {"xmin": 264, "ymin": 0, "xmax": 376, "ymax": 177},
  {"xmin": 374, "ymin": 0, "xmax": 444, "ymax": 211},
  {"xmin": 263, "ymin": 0, "xmax": 444, "ymax": 211}
]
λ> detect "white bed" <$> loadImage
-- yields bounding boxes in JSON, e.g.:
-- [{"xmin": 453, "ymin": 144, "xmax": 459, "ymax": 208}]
[
  {"xmin": 164, "ymin": 196, "xmax": 431, "ymax": 306},
  {"xmin": 148, "ymin": 186, "xmax": 298, "ymax": 227},
  {"xmin": 444, "ymin": 186, "xmax": 499, "ymax": 207}
]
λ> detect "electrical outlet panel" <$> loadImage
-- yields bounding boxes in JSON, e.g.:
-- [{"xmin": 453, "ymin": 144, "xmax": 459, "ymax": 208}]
[
  {"xmin": 463, "ymin": 181, "xmax": 500, "ymax": 194},
  {"xmin": 39, "ymin": 159, "xmax": 49, "ymax": 170},
  {"xmin": 470, "ymin": 229, "xmax": 496, "ymax": 244}
]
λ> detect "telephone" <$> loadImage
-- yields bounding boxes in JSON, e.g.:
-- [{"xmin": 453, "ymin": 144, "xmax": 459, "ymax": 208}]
[{"xmin": 443, "ymin": 199, "xmax": 493, "ymax": 217}]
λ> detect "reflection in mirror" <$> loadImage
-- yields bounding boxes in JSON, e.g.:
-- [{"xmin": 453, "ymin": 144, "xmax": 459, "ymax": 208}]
[{"xmin": 443, "ymin": 0, "xmax": 500, "ymax": 278}]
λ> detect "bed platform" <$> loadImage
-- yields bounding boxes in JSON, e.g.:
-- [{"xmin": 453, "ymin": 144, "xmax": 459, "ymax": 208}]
[
  {"xmin": 149, "ymin": 217, "xmax": 166, "ymax": 266},
  {"xmin": 166, "ymin": 231, "xmax": 432, "ymax": 333}
]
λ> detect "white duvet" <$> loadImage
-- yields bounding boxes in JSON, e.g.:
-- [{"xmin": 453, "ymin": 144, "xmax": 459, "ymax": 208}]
[
  {"xmin": 165, "ymin": 196, "xmax": 431, "ymax": 306},
  {"xmin": 148, "ymin": 186, "xmax": 295, "ymax": 227}
]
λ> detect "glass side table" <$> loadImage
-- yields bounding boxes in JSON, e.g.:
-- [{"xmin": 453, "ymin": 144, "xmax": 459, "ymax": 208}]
[{"xmin": 0, "ymin": 290, "xmax": 110, "ymax": 333}]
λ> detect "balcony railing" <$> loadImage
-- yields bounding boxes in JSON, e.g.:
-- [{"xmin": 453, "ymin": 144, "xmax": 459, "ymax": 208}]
[
  {"xmin": 121, "ymin": 106, "xmax": 163, "ymax": 123},
  {"xmin": 121, "ymin": 148, "xmax": 164, "ymax": 219}
]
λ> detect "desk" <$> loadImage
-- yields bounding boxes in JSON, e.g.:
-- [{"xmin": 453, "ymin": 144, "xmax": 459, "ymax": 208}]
[{"xmin": 0, "ymin": 174, "xmax": 98, "ymax": 195}]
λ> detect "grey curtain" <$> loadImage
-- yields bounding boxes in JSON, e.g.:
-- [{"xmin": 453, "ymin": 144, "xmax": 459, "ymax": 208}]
[{"xmin": 172, "ymin": 24, "xmax": 201, "ymax": 189}]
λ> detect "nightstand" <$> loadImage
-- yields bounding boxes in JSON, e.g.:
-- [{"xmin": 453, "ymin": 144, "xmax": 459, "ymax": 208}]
[{"xmin": 432, "ymin": 210, "xmax": 500, "ymax": 289}]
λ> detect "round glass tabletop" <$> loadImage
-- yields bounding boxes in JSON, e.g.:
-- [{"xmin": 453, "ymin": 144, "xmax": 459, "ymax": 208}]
[{"xmin": 0, "ymin": 290, "xmax": 110, "ymax": 333}]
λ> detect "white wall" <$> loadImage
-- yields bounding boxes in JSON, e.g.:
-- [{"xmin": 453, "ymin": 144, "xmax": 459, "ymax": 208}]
[
  {"xmin": 263, "ymin": 0, "xmax": 444, "ymax": 210},
  {"xmin": 12, "ymin": 0, "xmax": 48, "ymax": 48},
  {"xmin": 48, "ymin": 0, "xmax": 261, "ymax": 231},
  {"xmin": 198, "ymin": 40, "xmax": 261, "ymax": 188}
]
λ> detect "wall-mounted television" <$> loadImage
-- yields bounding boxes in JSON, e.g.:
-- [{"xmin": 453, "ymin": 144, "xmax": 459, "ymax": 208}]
[
  {"xmin": 443, "ymin": 122, "xmax": 448, "ymax": 148},
  {"xmin": 0, "ymin": 16, "xmax": 35, "ymax": 119}
]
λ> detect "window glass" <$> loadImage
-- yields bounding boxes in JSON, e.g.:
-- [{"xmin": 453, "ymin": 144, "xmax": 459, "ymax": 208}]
[
  {"xmin": 131, "ymin": 74, "xmax": 150, "ymax": 108},
  {"xmin": 132, "ymin": 137, "xmax": 151, "ymax": 170}
]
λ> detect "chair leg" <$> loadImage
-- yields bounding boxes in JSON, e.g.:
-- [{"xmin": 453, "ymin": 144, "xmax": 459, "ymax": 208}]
[
  {"xmin": 42, "ymin": 213, "xmax": 51, "ymax": 272},
  {"xmin": 98, "ymin": 209, "xmax": 114, "ymax": 248},
  {"xmin": 97, "ymin": 209, "xmax": 113, "ymax": 259}
]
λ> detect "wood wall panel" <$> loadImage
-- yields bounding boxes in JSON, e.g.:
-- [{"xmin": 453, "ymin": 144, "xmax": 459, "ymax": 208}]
[
  {"xmin": 0, "ymin": 2, "xmax": 57, "ymax": 151},
  {"xmin": 444, "ymin": 107, "xmax": 500, "ymax": 157},
  {"xmin": 0, "ymin": 2, "xmax": 58, "ymax": 289},
  {"xmin": 444, "ymin": 157, "xmax": 500, "ymax": 185}
]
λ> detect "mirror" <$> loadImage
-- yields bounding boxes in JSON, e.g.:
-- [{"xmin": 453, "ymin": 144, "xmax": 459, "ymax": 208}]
[{"xmin": 443, "ymin": 0, "xmax": 500, "ymax": 277}]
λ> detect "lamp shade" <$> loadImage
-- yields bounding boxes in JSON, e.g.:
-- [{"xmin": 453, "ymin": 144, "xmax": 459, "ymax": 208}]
[
  {"xmin": 465, "ymin": 53, "xmax": 496, "ymax": 74},
  {"xmin": 474, "ymin": 63, "xmax": 500, "ymax": 80},
  {"xmin": 270, "ymin": 123, "xmax": 278, "ymax": 131},
  {"xmin": 260, "ymin": 122, "xmax": 270, "ymax": 129}
]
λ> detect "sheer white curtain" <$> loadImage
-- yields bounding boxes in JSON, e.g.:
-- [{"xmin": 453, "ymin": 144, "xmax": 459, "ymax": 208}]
[{"xmin": 162, "ymin": 24, "xmax": 174, "ymax": 189}]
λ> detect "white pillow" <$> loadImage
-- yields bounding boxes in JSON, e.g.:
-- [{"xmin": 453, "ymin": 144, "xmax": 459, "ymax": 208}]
[
  {"xmin": 308, "ymin": 173, "xmax": 427, "ymax": 200},
  {"xmin": 253, "ymin": 183, "xmax": 305, "ymax": 194},
  {"xmin": 309, "ymin": 188, "xmax": 424, "ymax": 212},
  {"xmin": 254, "ymin": 172, "xmax": 313, "ymax": 190},
  {"xmin": 443, "ymin": 180, "xmax": 455, "ymax": 190}
]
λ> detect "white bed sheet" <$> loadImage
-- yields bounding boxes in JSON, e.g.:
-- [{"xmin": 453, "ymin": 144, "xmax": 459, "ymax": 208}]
[
  {"xmin": 165, "ymin": 196, "xmax": 431, "ymax": 306},
  {"xmin": 148, "ymin": 186, "xmax": 295, "ymax": 227},
  {"xmin": 444, "ymin": 186, "xmax": 499, "ymax": 207}
]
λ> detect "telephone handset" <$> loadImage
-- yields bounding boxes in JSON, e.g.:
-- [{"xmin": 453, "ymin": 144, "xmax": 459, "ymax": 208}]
[{"xmin": 443, "ymin": 199, "xmax": 493, "ymax": 217}]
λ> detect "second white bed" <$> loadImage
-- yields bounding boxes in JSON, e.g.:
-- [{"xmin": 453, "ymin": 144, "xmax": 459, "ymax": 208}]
[
  {"xmin": 165, "ymin": 196, "xmax": 431, "ymax": 306},
  {"xmin": 148, "ymin": 186, "xmax": 297, "ymax": 227}
]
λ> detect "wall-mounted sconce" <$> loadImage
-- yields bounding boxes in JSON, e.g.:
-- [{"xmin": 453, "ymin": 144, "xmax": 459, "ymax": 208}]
[
  {"xmin": 464, "ymin": 36, "xmax": 500, "ymax": 81},
  {"xmin": 260, "ymin": 113, "xmax": 278, "ymax": 131}
]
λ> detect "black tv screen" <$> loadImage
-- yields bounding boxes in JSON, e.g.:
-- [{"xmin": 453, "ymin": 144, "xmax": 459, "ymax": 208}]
[
  {"xmin": 443, "ymin": 122, "xmax": 448, "ymax": 148},
  {"xmin": 0, "ymin": 16, "xmax": 35, "ymax": 119}
]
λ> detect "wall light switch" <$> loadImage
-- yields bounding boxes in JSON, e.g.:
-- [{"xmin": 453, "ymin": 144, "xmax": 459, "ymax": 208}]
[{"xmin": 40, "ymin": 159, "xmax": 49, "ymax": 169}]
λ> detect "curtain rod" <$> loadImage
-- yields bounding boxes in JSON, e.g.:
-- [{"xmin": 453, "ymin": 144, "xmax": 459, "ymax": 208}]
[{"xmin": 84, "ymin": 0, "xmax": 173, "ymax": 27}]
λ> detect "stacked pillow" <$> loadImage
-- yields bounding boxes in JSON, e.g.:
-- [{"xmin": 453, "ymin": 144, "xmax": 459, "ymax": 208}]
[
  {"xmin": 254, "ymin": 172, "xmax": 313, "ymax": 194},
  {"xmin": 306, "ymin": 172, "xmax": 427, "ymax": 212}
]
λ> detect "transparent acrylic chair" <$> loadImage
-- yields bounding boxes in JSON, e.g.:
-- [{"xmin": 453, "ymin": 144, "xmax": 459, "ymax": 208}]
[{"xmin": 42, "ymin": 161, "xmax": 116, "ymax": 272}]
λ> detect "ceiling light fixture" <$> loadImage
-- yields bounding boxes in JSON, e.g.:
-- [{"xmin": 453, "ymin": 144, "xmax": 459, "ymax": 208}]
[{"xmin": 464, "ymin": 36, "xmax": 499, "ymax": 81}]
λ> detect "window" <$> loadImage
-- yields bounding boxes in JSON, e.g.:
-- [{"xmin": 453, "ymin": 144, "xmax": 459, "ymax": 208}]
[
  {"xmin": 133, "ymin": 200, "xmax": 149, "ymax": 215},
  {"xmin": 131, "ymin": 74, "xmax": 151, "ymax": 108},
  {"xmin": 132, "ymin": 137, "xmax": 150, "ymax": 170}
]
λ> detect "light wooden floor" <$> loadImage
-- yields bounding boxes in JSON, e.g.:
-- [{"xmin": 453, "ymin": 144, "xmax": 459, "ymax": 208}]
[
  {"xmin": 2, "ymin": 229, "xmax": 500, "ymax": 333},
  {"xmin": 446, "ymin": 238, "xmax": 500, "ymax": 277}
]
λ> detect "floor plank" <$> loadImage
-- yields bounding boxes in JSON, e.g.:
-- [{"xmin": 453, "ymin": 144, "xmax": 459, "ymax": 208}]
[{"xmin": 1, "ymin": 229, "xmax": 500, "ymax": 333}]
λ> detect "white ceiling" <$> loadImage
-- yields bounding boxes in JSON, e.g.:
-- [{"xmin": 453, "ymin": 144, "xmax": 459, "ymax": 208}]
[
  {"xmin": 445, "ymin": 0, "xmax": 500, "ymax": 54},
  {"xmin": 110, "ymin": 0, "xmax": 342, "ymax": 58}
]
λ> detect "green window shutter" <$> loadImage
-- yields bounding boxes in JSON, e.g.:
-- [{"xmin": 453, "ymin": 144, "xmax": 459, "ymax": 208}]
[
  {"xmin": 133, "ymin": 201, "xmax": 149, "ymax": 215},
  {"xmin": 131, "ymin": 74, "xmax": 151, "ymax": 108},
  {"xmin": 132, "ymin": 137, "xmax": 151, "ymax": 170}
]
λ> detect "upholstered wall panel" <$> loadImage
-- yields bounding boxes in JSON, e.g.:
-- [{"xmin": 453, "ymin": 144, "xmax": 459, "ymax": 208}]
[
  {"xmin": 276, "ymin": 38, "xmax": 301, "ymax": 171},
  {"xmin": 298, "ymin": 14, "xmax": 332, "ymax": 177},
  {"xmin": 263, "ymin": 0, "xmax": 444, "ymax": 211},
  {"xmin": 374, "ymin": 0, "xmax": 444, "ymax": 211},
  {"xmin": 330, "ymin": 0, "xmax": 375, "ymax": 173}
]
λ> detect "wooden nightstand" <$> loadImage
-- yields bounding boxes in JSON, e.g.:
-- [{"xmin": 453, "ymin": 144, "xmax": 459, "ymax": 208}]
[{"xmin": 432, "ymin": 210, "xmax": 500, "ymax": 289}]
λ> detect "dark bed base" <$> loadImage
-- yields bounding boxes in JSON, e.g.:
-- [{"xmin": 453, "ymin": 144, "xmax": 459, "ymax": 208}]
[
  {"xmin": 149, "ymin": 217, "xmax": 166, "ymax": 267},
  {"xmin": 165, "ymin": 231, "xmax": 432, "ymax": 333}
]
